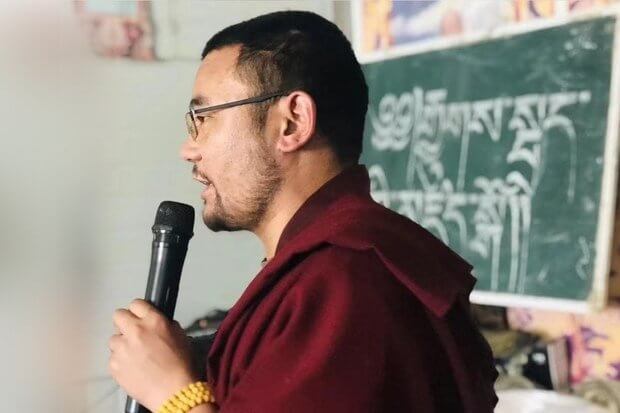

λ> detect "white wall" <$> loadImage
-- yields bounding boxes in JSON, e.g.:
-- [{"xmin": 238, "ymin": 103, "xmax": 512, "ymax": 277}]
[{"xmin": 0, "ymin": 1, "xmax": 351, "ymax": 411}]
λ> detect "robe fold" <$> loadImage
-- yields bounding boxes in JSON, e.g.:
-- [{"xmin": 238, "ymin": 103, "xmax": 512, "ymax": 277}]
[{"xmin": 206, "ymin": 165, "xmax": 498, "ymax": 412}]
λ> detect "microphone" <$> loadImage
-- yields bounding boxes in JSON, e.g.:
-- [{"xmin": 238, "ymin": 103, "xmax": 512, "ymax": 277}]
[{"xmin": 125, "ymin": 201, "xmax": 195, "ymax": 413}]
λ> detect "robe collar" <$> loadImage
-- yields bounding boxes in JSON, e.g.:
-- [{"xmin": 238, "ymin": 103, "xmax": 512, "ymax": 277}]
[{"xmin": 276, "ymin": 164, "xmax": 370, "ymax": 254}]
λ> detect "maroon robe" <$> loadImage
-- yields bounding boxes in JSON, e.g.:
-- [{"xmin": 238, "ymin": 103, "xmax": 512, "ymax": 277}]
[{"xmin": 206, "ymin": 165, "xmax": 497, "ymax": 412}]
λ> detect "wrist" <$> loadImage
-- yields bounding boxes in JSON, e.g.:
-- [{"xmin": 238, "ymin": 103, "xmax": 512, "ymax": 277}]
[
  {"xmin": 188, "ymin": 404, "xmax": 218, "ymax": 413},
  {"xmin": 149, "ymin": 372, "xmax": 199, "ymax": 412}
]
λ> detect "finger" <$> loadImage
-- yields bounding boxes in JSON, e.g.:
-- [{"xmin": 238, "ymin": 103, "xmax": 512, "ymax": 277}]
[
  {"xmin": 128, "ymin": 298, "xmax": 159, "ymax": 319},
  {"xmin": 113, "ymin": 308, "xmax": 140, "ymax": 334},
  {"xmin": 108, "ymin": 333, "xmax": 123, "ymax": 352}
]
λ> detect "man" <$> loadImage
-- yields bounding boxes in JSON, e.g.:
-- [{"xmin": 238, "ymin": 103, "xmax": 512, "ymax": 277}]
[{"xmin": 109, "ymin": 11, "xmax": 498, "ymax": 412}]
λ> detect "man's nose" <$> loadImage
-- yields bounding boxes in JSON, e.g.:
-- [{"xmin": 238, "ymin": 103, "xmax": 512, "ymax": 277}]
[{"xmin": 179, "ymin": 135, "xmax": 201, "ymax": 163}]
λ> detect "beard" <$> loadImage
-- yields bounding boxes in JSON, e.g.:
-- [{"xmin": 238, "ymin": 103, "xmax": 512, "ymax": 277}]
[{"xmin": 202, "ymin": 137, "xmax": 282, "ymax": 232}]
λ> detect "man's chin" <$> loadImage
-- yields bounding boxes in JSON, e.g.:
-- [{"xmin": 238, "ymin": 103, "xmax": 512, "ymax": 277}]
[
  {"xmin": 202, "ymin": 211, "xmax": 239, "ymax": 232},
  {"xmin": 202, "ymin": 214, "xmax": 228, "ymax": 232}
]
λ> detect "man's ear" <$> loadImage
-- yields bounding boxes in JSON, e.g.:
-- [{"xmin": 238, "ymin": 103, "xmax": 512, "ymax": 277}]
[{"xmin": 275, "ymin": 91, "xmax": 317, "ymax": 153}]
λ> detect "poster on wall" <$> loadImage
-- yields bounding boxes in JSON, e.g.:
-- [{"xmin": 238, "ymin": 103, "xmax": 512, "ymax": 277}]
[
  {"xmin": 74, "ymin": 0, "xmax": 156, "ymax": 60},
  {"xmin": 352, "ymin": 0, "xmax": 620, "ymax": 59}
]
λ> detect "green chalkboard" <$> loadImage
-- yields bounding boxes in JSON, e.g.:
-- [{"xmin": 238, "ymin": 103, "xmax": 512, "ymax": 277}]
[{"xmin": 361, "ymin": 16, "xmax": 619, "ymax": 310}]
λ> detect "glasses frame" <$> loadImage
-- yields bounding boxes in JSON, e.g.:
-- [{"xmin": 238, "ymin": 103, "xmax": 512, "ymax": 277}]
[{"xmin": 185, "ymin": 90, "xmax": 290, "ymax": 140}]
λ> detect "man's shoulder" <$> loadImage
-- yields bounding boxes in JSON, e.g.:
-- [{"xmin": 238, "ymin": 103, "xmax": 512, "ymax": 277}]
[
  {"xmin": 317, "ymin": 197, "xmax": 452, "ymax": 257},
  {"xmin": 296, "ymin": 243, "xmax": 387, "ymax": 280},
  {"xmin": 288, "ymin": 244, "xmax": 417, "ymax": 309},
  {"xmin": 272, "ymin": 193, "xmax": 474, "ymax": 318}
]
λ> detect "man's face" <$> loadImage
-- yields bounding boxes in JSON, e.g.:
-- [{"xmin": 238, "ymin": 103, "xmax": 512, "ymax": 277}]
[{"xmin": 180, "ymin": 45, "xmax": 282, "ymax": 232}]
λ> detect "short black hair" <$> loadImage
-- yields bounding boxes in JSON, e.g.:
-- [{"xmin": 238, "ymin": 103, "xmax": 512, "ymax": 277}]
[{"xmin": 202, "ymin": 10, "xmax": 368, "ymax": 164}]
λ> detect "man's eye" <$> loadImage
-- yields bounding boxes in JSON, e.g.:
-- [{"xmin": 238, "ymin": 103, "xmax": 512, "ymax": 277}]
[{"xmin": 195, "ymin": 114, "xmax": 212, "ymax": 124}]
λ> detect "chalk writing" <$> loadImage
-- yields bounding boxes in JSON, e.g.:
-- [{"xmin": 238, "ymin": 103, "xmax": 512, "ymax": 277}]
[{"xmin": 368, "ymin": 88, "xmax": 591, "ymax": 292}]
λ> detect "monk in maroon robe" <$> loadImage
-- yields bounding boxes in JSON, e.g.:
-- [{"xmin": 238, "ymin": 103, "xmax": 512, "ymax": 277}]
[
  {"xmin": 207, "ymin": 165, "xmax": 498, "ymax": 412},
  {"xmin": 108, "ymin": 11, "xmax": 497, "ymax": 413}
]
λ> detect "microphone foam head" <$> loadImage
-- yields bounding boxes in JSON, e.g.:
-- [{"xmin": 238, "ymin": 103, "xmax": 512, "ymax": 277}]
[{"xmin": 154, "ymin": 201, "xmax": 195, "ymax": 236}]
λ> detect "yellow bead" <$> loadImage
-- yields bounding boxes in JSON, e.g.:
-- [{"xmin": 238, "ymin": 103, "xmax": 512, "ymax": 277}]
[{"xmin": 158, "ymin": 381, "xmax": 215, "ymax": 413}]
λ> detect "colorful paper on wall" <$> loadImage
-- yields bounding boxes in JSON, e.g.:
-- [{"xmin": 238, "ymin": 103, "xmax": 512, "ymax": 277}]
[
  {"xmin": 355, "ymin": 0, "xmax": 620, "ymax": 55},
  {"xmin": 507, "ymin": 305, "xmax": 620, "ymax": 384}
]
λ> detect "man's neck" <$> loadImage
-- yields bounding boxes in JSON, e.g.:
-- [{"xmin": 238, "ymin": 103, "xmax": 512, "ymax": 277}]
[{"xmin": 254, "ymin": 164, "xmax": 345, "ymax": 260}]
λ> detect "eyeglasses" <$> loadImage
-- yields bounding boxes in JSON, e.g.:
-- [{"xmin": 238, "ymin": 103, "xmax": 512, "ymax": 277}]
[{"xmin": 185, "ymin": 91, "xmax": 290, "ymax": 140}]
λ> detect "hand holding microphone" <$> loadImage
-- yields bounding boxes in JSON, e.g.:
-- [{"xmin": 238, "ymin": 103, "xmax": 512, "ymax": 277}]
[
  {"xmin": 109, "ymin": 298, "xmax": 198, "ymax": 412},
  {"xmin": 107, "ymin": 201, "xmax": 215, "ymax": 412}
]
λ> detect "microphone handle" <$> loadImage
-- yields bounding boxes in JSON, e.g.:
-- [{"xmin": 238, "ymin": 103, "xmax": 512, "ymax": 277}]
[{"xmin": 125, "ymin": 231, "xmax": 189, "ymax": 413}]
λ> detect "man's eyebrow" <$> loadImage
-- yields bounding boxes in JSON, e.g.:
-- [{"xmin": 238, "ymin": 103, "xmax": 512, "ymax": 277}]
[{"xmin": 189, "ymin": 95, "xmax": 209, "ymax": 108}]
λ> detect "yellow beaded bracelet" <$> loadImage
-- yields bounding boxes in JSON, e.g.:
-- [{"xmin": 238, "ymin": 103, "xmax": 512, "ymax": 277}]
[{"xmin": 157, "ymin": 381, "xmax": 216, "ymax": 413}]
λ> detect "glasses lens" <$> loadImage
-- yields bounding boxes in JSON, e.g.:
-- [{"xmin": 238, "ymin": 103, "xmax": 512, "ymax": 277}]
[{"xmin": 185, "ymin": 112, "xmax": 197, "ymax": 140}]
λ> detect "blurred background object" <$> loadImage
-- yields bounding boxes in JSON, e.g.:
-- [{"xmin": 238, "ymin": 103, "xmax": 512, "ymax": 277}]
[
  {"xmin": 74, "ymin": 0, "xmax": 155, "ymax": 60},
  {"xmin": 495, "ymin": 389, "xmax": 611, "ymax": 413}
]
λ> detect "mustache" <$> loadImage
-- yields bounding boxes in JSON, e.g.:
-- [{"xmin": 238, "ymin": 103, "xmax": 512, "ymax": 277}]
[
  {"xmin": 192, "ymin": 165, "xmax": 210, "ymax": 183},
  {"xmin": 192, "ymin": 165, "xmax": 205, "ymax": 179}
]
